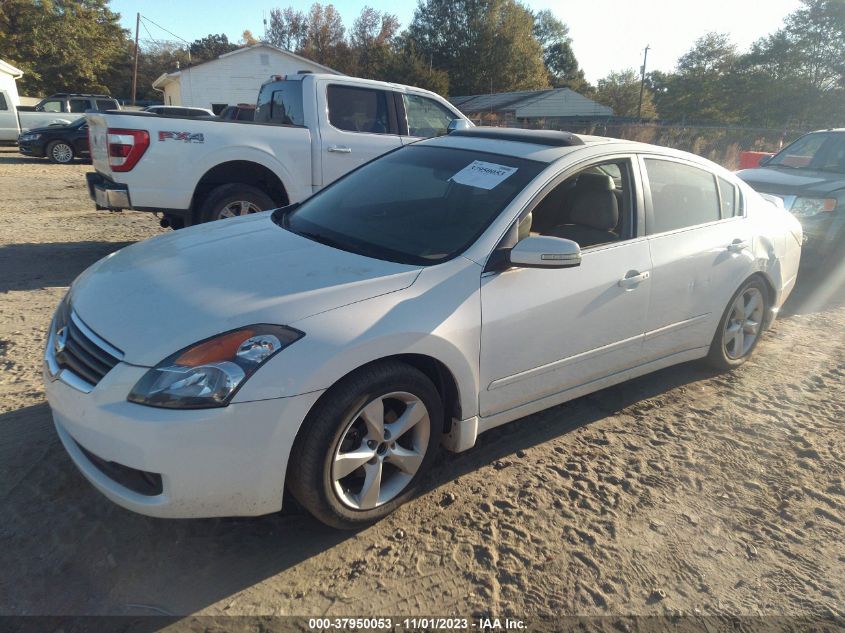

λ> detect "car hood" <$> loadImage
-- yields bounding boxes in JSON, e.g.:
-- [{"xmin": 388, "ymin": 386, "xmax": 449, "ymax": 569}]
[
  {"xmin": 68, "ymin": 213, "xmax": 422, "ymax": 366},
  {"xmin": 22, "ymin": 124, "xmax": 74, "ymax": 135},
  {"xmin": 736, "ymin": 166, "xmax": 845, "ymax": 197}
]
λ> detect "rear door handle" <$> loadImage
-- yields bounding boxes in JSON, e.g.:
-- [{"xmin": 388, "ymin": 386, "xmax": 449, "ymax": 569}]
[
  {"xmin": 328, "ymin": 145, "xmax": 352, "ymax": 154},
  {"xmin": 727, "ymin": 239, "xmax": 749, "ymax": 253},
  {"xmin": 618, "ymin": 270, "xmax": 650, "ymax": 288}
]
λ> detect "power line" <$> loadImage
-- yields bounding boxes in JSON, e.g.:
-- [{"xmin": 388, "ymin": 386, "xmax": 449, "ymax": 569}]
[{"xmin": 139, "ymin": 15, "xmax": 192, "ymax": 45}]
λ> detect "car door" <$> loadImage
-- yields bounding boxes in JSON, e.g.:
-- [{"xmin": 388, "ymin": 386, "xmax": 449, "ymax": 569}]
[
  {"xmin": 317, "ymin": 82, "xmax": 402, "ymax": 187},
  {"xmin": 400, "ymin": 92, "xmax": 462, "ymax": 143},
  {"xmin": 639, "ymin": 156, "xmax": 754, "ymax": 360},
  {"xmin": 478, "ymin": 157, "xmax": 652, "ymax": 417},
  {"xmin": 74, "ymin": 123, "xmax": 90, "ymax": 155}
]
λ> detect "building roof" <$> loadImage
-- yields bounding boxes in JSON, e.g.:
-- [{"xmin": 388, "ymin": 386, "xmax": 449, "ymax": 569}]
[
  {"xmin": 0, "ymin": 59, "xmax": 23, "ymax": 78},
  {"xmin": 152, "ymin": 43, "xmax": 340, "ymax": 90},
  {"xmin": 451, "ymin": 87, "xmax": 612, "ymax": 119}
]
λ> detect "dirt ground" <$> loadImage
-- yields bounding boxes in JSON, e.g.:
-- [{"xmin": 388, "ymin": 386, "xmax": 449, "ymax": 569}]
[{"xmin": 0, "ymin": 146, "xmax": 844, "ymax": 628}]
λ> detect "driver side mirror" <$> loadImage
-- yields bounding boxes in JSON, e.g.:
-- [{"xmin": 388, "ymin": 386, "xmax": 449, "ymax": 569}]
[
  {"xmin": 447, "ymin": 119, "xmax": 473, "ymax": 134},
  {"xmin": 508, "ymin": 235, "xmax": 582, "ymax": 269}
]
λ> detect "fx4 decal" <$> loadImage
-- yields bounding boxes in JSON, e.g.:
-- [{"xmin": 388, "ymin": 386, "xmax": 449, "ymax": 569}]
[{"xmin": 158, "ymin": 131, "xmax": 205, "ymax": 143}]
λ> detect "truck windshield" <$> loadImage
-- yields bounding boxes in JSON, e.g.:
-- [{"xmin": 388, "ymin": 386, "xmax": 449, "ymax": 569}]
[
  {"xmin": 768, "ymin": 132, "xmax": 845, "ymax": 173},
  {"xmin": 277, "ymin": 145, "xmax": 545, "ymax": 266},
  {"xmin": 255, "ymin": 80, "xmax": 304, "ymax": 126}
]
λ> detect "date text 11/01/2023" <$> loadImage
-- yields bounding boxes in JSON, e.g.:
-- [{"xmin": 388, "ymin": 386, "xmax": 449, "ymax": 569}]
[{"xmin": 307, "ymin": 617, "xmax": 527, "ymax": 630}]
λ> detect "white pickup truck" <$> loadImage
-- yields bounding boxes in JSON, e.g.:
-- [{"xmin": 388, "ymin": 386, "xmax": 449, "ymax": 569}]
[{"xmin": 85, "ymin": 73, "xmax": 471, "ymax": 228}]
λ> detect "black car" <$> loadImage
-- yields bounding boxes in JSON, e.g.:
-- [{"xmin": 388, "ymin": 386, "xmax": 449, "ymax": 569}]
[
  {"xmin": 18, "ymin": 117, "xmax": 90, "ymax": 164},
  {"xmin": 737, "ymin": 129, "xmax": 845, "ymax": 264}
]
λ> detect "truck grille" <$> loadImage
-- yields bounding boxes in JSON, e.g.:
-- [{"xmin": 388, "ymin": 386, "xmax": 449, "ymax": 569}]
[{"xmin": 46, "ymin": 300, "xmax": 123, "ymax": 392}]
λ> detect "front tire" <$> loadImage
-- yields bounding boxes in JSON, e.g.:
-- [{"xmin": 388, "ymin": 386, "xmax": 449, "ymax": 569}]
[
  {"xmin": 287, "ymin": 361, "xmax": 442, "ymax": 529},
  {"xmin": 198, "ymin": 183, "xmax": 275, "ymax": 223},
  {"xmin": 706, "ymin": 277, "xmax": 769, "ymax": 370},
  {"xmin": 47, "ymin": 141, "xmax": 74, "ymax": 164}
]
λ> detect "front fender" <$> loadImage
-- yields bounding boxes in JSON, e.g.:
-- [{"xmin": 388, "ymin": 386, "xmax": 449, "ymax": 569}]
[{"xmin": 232, "ymin": 258, "xmax": 483, "ymax": 419}]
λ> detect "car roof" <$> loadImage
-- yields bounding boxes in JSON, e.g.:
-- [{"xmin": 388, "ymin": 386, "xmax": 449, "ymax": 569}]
[{"xmin": 421, "ymin": 127, "xmax": 729, "ymax": 173}]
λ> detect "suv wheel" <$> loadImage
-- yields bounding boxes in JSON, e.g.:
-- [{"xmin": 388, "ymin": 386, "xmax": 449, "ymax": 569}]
[{"xmin": 199, "ymin": 183, "xmax": 275, "ymax": 223}]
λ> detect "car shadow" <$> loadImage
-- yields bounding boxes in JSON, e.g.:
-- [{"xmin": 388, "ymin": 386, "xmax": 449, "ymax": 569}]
[
  {"xmin": 780, "ymin": 262, "xmax": 845, "ymax": 317},
  {"xmin": 0, "ymin": 359, "xmax": 717, "ymax": 618},
  {"xmin": 0, "ymin": 241, "xmax": 134, "ymax": 292}
]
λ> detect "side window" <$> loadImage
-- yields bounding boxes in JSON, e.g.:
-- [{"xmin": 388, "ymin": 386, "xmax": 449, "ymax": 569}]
[
  {"xmin": 717, "ymin": 177, "xmax": 740, "ymax": 218},
  {"xmin": 327, "ymin": 85, "xmax": 390, "ymax": 134},
  {"xmin": 522, "ymin": 159, "xmax": 635, "ymax": 249},
  {"xmin": 644, "ymin": 159, "xmax": 720, "ymax": 234},
  {"xmin": 69, "ymin": 99, "xmax": 89, "ymax": 113},
  {"xmin": 0, "ymin": 92, "xmax": 7, "ymax": 110},
  {"xmin": 96, "ymin": 99, "xmax": 116, "ymax": 111},
  {"xmin": 39, "ymin": 99, "xmax": 63, "ymax": 112},
  {"xmin": 403, "ymin": 93, "xmax": 456, "ymax": 137}
]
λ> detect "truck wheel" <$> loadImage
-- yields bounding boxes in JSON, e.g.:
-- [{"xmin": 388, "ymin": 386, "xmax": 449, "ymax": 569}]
[
  {"xmin": 47, "ymin": 141, "xmax": 74, "ymax": 164},
  {"xmin": 199, "ymin": 184, "xmax": 275, "ymax": 223}
]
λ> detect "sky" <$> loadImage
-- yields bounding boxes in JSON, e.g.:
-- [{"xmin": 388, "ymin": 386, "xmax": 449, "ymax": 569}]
[{"xmin": 111, "ymin": 0, "xmax": 803, "ymax": 83}]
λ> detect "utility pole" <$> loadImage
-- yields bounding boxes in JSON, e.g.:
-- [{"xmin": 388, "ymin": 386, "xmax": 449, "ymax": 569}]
[
  {"xmin": 637, "ymin": 44, "xmax": 650, "ymax": 121},
  {"xmin": 131, "ymin": 12, "xmax": 140, "ymax": 106}
]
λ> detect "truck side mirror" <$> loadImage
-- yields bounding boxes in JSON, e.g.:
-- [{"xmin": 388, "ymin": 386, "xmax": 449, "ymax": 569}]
[{"xmin": 447, "ymin": 119, "xmax": 472, "ymax": 134}]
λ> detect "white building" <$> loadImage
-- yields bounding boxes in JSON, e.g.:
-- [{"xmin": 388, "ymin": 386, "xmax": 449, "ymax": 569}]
[
  {"xmin": 152, "ymin": 44, "xmax": 340, "ymax": 113},
  {"xmin": 0, "ymin": 59, "xmax": 23, "ymax": 106}
]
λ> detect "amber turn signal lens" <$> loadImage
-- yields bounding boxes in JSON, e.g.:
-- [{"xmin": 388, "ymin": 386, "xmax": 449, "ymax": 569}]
[{"xmin": 175, "ymin": 329, "xmax": 255, "ymax": 367}]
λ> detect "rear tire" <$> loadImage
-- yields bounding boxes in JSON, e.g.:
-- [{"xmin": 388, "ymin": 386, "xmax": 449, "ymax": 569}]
[
  {"xmin": 287, "ymin": 361, "xmax": 442, "ymax": 529},
  {"xmin": 198, "ymin": 183, "xmax": 275, "ymax": 223},
  {"xmin": 47, "ymin": 141, "xmax": 74, "ymax": 164},
  {"xmin": 706, "ymin": 277, "xmax": 769, "ymax": 370}
]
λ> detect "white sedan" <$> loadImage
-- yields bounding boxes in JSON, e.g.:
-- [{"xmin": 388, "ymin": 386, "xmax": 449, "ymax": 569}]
[{"xmin": 43, "ymin": 128, "xmax": 802, "ymax": 528}]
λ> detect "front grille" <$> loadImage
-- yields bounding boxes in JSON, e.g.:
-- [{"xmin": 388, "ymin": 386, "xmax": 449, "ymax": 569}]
[{"xmin": 48, "ymin": 300, "xmax": 123, "ymax": 391}]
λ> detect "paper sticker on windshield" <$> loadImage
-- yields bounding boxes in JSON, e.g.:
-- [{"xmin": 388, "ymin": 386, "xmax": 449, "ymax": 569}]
[{"xmin": 450, "ymin": 161, "xmax": 518, "ymax": 190}]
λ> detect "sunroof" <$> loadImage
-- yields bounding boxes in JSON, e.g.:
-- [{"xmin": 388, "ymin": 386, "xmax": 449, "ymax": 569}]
[{"xmin": 449, "ymin": 127, "xmax": 585, "ymax": 147}]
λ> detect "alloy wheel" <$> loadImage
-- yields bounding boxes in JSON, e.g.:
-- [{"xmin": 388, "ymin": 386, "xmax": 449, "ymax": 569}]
[
  {"xmin": 723, "ymin": 286, "xmax": 764, "ymax": 359},
  {"xmin": 331, "ymin": 391, "xmax": 430, "ymax": 510},
  {"xmin": 218, "ymin": 200, "xmax": 261, "ymax": 219},
  {"xmin": 52, "ymin": 143, "xmax": 73, "ymax": 163}
]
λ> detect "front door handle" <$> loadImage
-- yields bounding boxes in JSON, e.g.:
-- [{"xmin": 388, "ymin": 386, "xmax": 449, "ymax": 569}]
[
  {"xmin": 328, "ymin": 145, "xmax": 352, "ymax": 154},
  {"xmin": 727, "ymin": 239, "xmax": 749, "ymax": 253},
  {"xmin": 618, "ymin": 270, "xmax": 650, "ymax": 288}
]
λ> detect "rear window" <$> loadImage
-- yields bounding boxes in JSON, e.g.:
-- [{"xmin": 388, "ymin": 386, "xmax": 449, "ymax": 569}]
[
  {"xmin": 645, "ymin": 159, "xmax": 720, "ymax": 234},
  {"xmin": 255, "ymin": 81, "xmax": 304, "ymax": 126},
  {"xmin": 0, "ymin": 93, "xmax": 7, "ymax": 111}
]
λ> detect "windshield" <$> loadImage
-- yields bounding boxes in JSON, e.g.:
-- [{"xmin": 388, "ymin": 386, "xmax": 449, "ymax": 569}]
[
  {"xmin": 278, "ymin": 145, "xmax": 545, "ymax": 265},
  {"xmin": 768, "ymin": 132, "xmax": 845, "ymax": 173}
]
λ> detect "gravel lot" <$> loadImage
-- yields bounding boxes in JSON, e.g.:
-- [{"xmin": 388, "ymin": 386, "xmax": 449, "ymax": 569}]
[{"xmin": 0, "ymin": 146, "xmax": 843, "ymax": 628}]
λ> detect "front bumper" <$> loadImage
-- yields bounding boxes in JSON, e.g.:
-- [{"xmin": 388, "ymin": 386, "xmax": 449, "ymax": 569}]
[
  {"xmin": 17, "ymin": 141, "xmax": 43, "ymax": 157},
  {"xmin": 44, "ymin": 360, "xmax": 323, "ymax": 518},
  {"xmin": 86, "ymin": 171, "xmax": 131, "ymax": 210}
]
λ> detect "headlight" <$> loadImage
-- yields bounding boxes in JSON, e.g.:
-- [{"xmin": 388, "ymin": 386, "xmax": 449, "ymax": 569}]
[
  {"xmin": 791, "ymin": 197, "xmax": 837, "ymax": 218},
  {"xmin": 21, "ymin": 133, "xmax": 41, "ymax": 141},
  {"xmin": 128, "ymin": 325, "xmax": 303, "ymax": 409}
]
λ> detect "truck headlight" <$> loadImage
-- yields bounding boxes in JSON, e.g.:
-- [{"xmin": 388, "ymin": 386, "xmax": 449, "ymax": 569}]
[
  {"xmin": 128, "ymin": 325, "xmax": 303, "ymax": 409},
  {"xmin": 791, "ymin": 197, "xmax": 837, "ymax": 218}
]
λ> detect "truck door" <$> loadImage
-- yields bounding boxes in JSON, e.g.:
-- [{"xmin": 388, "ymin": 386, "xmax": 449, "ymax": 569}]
[
  {"xmin": 317, "ymin": 82, "xmax": 402, "ymax": 187},
  {"xmin": 0, "ymin": 91, "xmax": 18, "ymax": 142}
]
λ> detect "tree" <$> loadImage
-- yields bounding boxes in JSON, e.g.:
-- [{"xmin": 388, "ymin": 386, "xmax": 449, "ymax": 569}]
[
  {"xmin": 532, "ymin": 9, "xmax": 589, "ymax": 92},
  {"xmin": 240, "ymin": 30, "xmax": 259, "ymax": 46},
  {"xmin": 0, "ymin": 0, "xmax": 130, "ymax": 96},
  {"xmin": 407, "ymin": 0, "xmax": 549, "ymax": 95},
  {"xmin": 655, "ymin": 32, "xmax": 739, "ymax": 122},
  {"xmin": 299, "ymin": 3, "xmax": 348, "ymax": 69},
  {"xmin": 595, "ymin": 69, "xmax": 656, "ymax": 119},
  {"xmin": 350, "ymin": 6, "xmax": 400, "ymax": 78},
  {"xmin": 267, "ymin": 7, "xmax": 308, "ymax": 51},
  {"xmin": 189, "ymin": 33, "xmax": 238, "ymax": 63}
]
